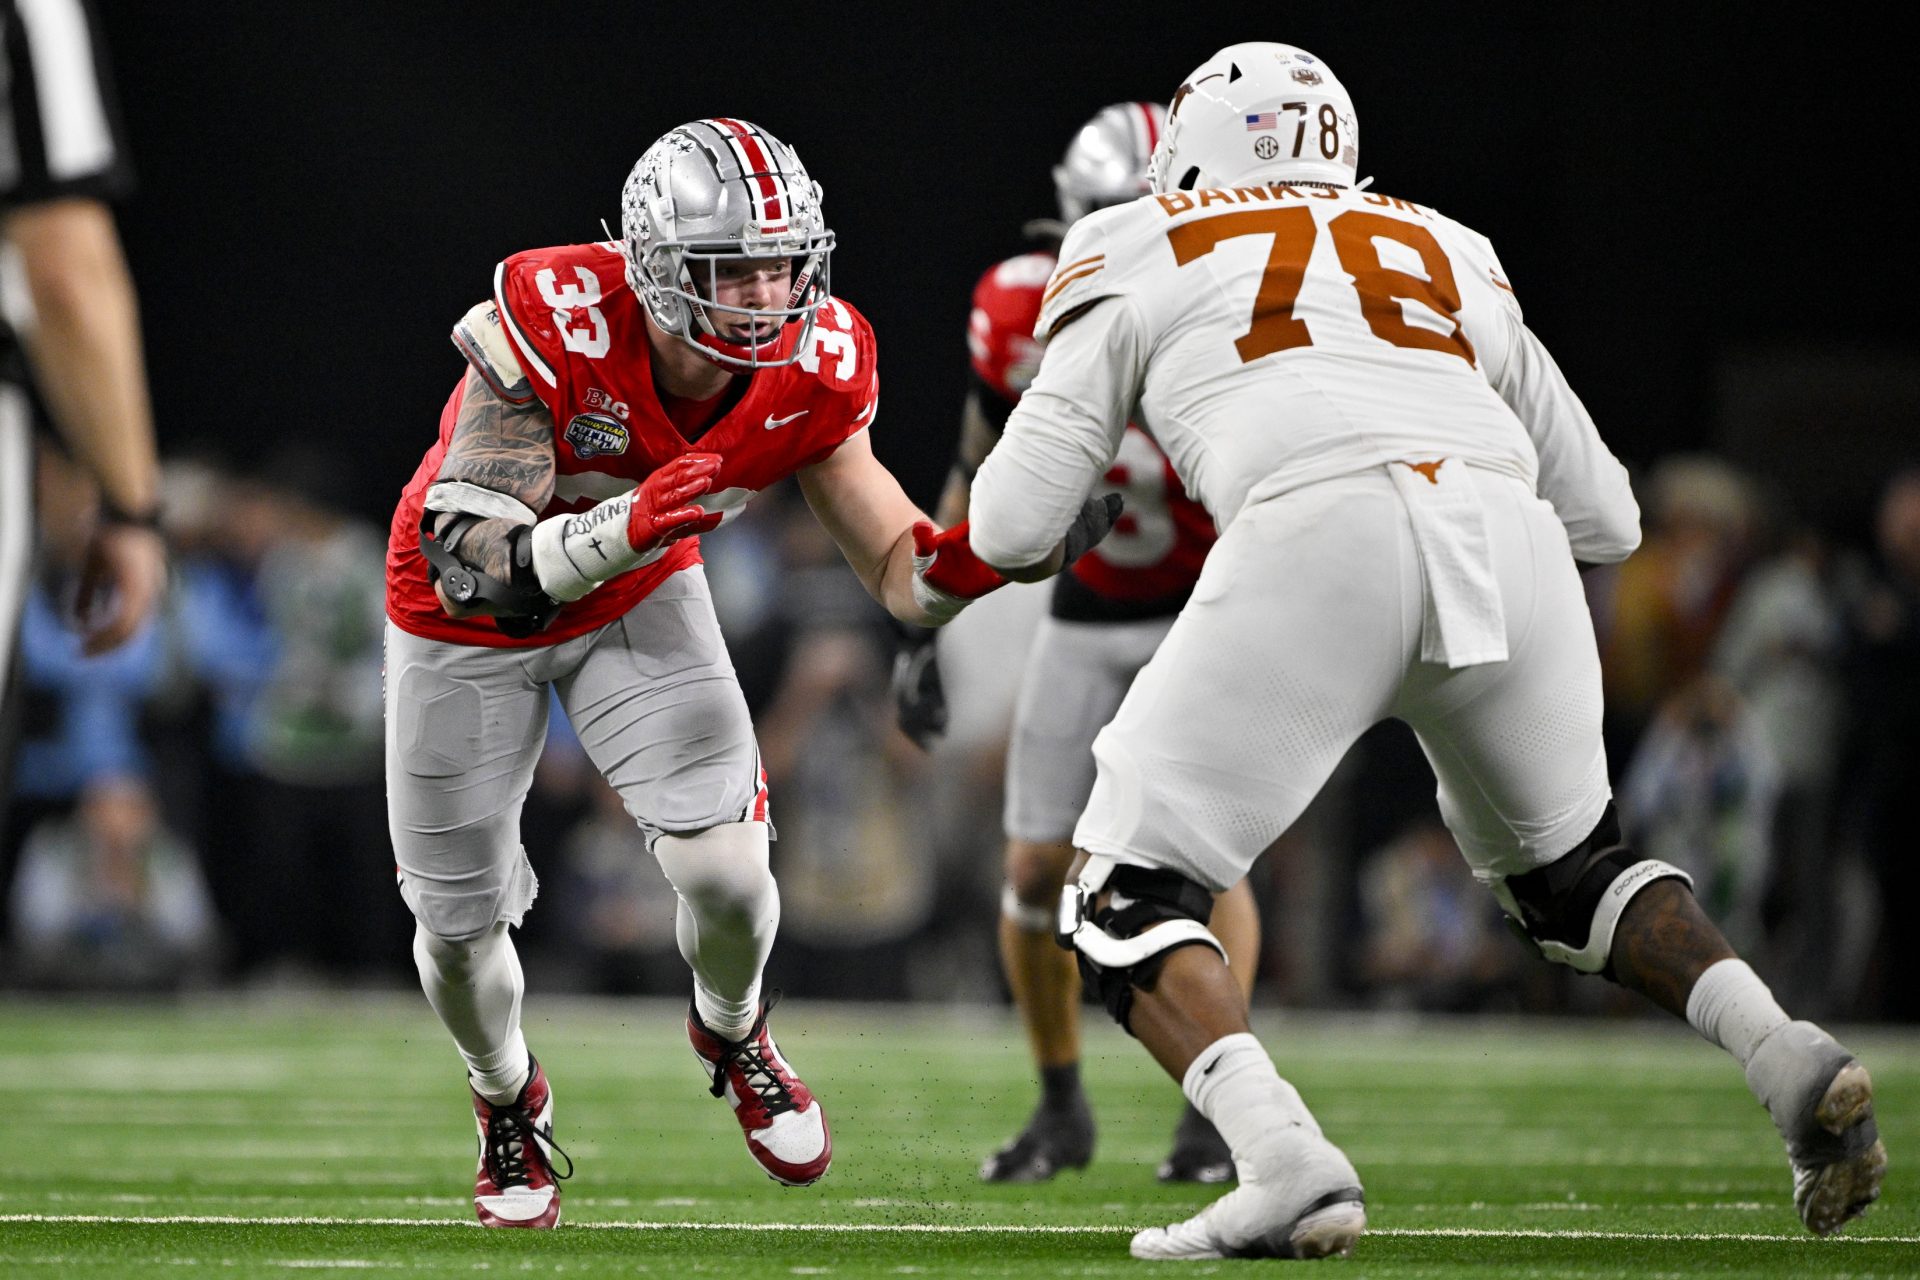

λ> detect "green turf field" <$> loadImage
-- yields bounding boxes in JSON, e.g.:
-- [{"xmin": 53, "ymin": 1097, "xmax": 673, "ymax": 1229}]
[{"xmin": 3, "ymin": 995, "xmax": 1916, "ymax": 1277}]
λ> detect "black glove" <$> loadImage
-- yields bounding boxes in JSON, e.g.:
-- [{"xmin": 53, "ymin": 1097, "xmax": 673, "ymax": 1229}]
[
  {"xmin": 1062, "ymin": 492, "xmax": 1125, "ymax": 565},
  {"xmin": 890, "ymin": 622, "xmax": 948, "ymax": 750}
]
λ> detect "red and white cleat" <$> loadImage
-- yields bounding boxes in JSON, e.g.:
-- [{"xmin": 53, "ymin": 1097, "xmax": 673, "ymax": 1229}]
[
  {"xmin": 688, "ymin": 997, "xmax": 832, "ymax": 1186},
  {"xmin": 471, "ymin": 1057, "xmax": 572, "ymax": 1228}
]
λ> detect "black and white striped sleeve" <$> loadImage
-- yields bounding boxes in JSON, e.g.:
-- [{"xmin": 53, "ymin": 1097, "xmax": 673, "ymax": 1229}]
[{"xmin": 0, "ymin": 0, "xmax": 132, "ymax": 209}]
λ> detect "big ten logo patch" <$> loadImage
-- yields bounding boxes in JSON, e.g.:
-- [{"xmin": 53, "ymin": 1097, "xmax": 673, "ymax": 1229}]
[{"xmin": 583, "ymin": 388, "xmax": 629, "ymax": 420}]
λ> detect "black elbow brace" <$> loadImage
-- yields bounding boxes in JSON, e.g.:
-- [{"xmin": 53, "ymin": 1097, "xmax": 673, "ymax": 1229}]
[{"xmin": 419, "ymin": 511, "xmax": 562, "ymax": 639}]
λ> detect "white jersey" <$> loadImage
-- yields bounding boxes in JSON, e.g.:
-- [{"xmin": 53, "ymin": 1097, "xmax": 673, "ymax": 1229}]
[{"xmin": 970, "ymin": 181, "xmax": 1638, "ymax": 572}]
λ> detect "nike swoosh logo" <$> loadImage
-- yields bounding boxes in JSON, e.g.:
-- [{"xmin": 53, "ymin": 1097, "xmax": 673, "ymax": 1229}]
[
  {"xmin": 764, "ymin": 410, "xmax": 809, "ymax": 430},
  {"xmin": 1200, "ymin": 1055, "xmax": 1224, "ymax": 1076}
]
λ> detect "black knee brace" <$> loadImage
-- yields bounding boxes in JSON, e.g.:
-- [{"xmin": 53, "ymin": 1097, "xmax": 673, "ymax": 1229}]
[
  {"xmin": 1494, "ymin": 803, "xmax": 1693, "ymax": 978},
  {"xmin": 1057, "ymin": 862, "xmax": 1225, "ymax": 1034}
]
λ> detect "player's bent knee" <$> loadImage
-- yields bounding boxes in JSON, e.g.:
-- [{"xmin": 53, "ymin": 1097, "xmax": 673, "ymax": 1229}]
[
  {"xmin": 1489, "ymin": 802, "xmax": 1693, "ymax": 978},
  {"xmin": 1004, "ymin": 839, "xmax": 1075, "ymax": 916},
  {"xmin": 653, "ymin": 821, "xmax": 775, "ymax": 914},
  {"xmin": 412, "ymin": 920, "xmax": 505, "ymax": 980},
  {"xmin": 1057, "ymin": 855, "xmax": 1227, "ymax": 1034}
]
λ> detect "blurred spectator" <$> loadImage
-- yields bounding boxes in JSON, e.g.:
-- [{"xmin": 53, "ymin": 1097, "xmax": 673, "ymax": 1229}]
[
  {"xmin": 238, "ymin": 450, "xmax": 398, "ymax": 979},
  {"xmin": 10, "ymin": 778, "xmax": 217, "ymax": 990},
  {"xmin": 1356, "ymin": 818, "xmax": 1519, "ymax": 1011},
  {"xmin": 1601, "ymin": 456, "xmax": 1759, "ymax": 760},
  {"xmin": 4, "ymin": 442, "xmax": 215, "ymax": 987},
  {"xmin": 544, "ymin": 775, "xmax": 685, "ymax": 994},
  {"xmin": 1710, "ymin": 528, "xmax": 1855, "ymax": 1006},
  {"xmin": 1839, "ymin": 468, "xmax": 1920, "ymax": 1019},
  {"xmin": 1620, "ymin": 677, "xmax": 1780, "ymax": 955},
  {"xmin": 157, "ymin": 450, "xmax": 402, "ymax": 982}
]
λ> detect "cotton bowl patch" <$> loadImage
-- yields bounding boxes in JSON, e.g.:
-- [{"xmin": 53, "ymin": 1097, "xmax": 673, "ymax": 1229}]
[{"xmin": 565, "ymin": 413, "xmax": 629, "ymax": 459}]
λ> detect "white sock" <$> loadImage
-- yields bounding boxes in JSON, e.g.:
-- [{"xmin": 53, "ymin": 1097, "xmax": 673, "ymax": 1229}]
[
  {"xmin": 655, "ymin": 823, "xmax": 780, "ymax": 1041},
  {"xmin": 1686, "ymin": 958, "xmax": 1790, "ymax": 1067},
  {"xmin": 1182, "ymin": 1033, "xmax": 1321, "ymax": 1169},
  {"xmin": 413, "ymin": 921, "xmax": 532, "ymax": 1103}
]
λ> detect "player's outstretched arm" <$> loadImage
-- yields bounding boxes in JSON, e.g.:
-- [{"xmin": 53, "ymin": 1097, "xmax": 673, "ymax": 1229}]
[
  {"xmin": 797, "ymin": 431, "xmax": 964, "ymax": 626},
  {"xmin": 800, "ymin": 430, "xmax": 1121, "ymax": 630},
  {"xmin": 971, "ymin": 298, "xmax": 1141, "ymax": 577},
  {"xmin": 428, "ymin": 371, "xmax": 558, "ymax": 616}
]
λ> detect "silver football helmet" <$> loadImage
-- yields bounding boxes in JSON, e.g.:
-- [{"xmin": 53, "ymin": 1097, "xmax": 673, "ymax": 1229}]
[
  {"xmin": 620, "ymin": 119, "xmax": 834, "ymax": 370},
  {"xmin": 1150, "ymin": 43, "xmax": 1358, "ymax": 193},
  {"xmin": 1054, "ymin": 101, "xmax": 1168, "ymax": 225}
]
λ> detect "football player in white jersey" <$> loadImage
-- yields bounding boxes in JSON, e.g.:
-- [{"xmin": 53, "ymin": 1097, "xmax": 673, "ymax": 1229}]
[
  {"xmin": 895, "ymin": 103, "xmax": 1252, "ymax": 1185},
  {"xmin": 970, "ymin": 42, "xmax": 1885, "ymax": 1260}
]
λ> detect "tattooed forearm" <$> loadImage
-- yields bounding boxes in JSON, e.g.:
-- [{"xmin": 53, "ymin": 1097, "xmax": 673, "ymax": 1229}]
[
  {"xmin": 1608, "ymin": 880, "xmax": 1737, "ymax": 1017},
  {"xmin": 433, "ymin": 371, "xmax": 557, "ymax": 582}
]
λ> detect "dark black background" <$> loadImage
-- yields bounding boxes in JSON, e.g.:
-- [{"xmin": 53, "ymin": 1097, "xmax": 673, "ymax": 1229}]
[{"xmin": 97, "ymin": 3, "xmax": 1909, "ymax": 526}]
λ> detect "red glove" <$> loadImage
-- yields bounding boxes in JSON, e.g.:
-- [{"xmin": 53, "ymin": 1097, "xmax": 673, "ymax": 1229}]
[
  {"xmin": 531, "ymin": 451, "xmax": 726, "ymax": 603},
  {"xmin": 629, "ymin": 452, "xmax": 725, "ymax": 552},
  {"xmin": 910, "ymin": 519, "xmax": 1008, "ymax": 621}
]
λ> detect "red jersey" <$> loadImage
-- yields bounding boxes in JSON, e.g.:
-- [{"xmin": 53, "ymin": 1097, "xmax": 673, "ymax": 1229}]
[
  {"xmin": 968, "ymin": 252, "xmax": 1214, "ymax": 617},
  {"xmin": 388, "ymin": 241, "xmax": 878, "ymax": 647}
]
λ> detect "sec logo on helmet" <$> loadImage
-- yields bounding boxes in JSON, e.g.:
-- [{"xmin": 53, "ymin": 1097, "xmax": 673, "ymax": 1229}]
[{"xmin": 564, "ymin": 413, "xmax": 630, "ymax": 459}]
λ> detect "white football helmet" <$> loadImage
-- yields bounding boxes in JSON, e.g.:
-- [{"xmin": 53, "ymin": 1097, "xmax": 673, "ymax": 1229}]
[
  {"xmin": 620, "ymin": 118, "xmax": 834, "ymax": 370},
  {"xmin": 1054, "ymin": 102, "xmax": 1168, "ymax": 224},
  {"xmin": 1150, "ymin": 43, "xmax": 1358, "ymax": 193}
]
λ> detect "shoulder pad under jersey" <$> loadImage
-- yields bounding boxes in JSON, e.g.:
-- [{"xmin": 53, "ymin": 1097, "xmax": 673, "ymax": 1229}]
[
  {"xmin": 968, "ymin": 253, "xmax": 1054, "ymax": 402},
  {"xmin": 1427, "ymin": 207, "xmax": 1524, "ymax": 323},
  {"xmin": 492, "ymin": 243, "xmax": 629, "ymax": 392},
  {"xmin": 798, "ymin": 295, "xmax": 878, "ymax": 400},
  {"xmin": 452, "ymin": 300, "xmax": 536, "ymax": 405},
  {"xmin": 1035, "ymin": 202, "xmax": 1147, "ymax": 342}
]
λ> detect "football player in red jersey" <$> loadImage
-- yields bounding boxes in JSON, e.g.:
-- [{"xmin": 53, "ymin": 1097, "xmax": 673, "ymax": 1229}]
[
  {"xmin": 892, "ymin": 103, "xmax": 1260, "ymax": 1185},
  {"xmin": 384, "ymin": 119, "xmax": 1120, "ymax": 1228}
]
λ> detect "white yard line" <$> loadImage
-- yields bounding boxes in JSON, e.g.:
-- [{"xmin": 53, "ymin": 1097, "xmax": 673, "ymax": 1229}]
[{"xmin": 2, "ymin": 1214, "xmax": 1917, "ymax": 1244}]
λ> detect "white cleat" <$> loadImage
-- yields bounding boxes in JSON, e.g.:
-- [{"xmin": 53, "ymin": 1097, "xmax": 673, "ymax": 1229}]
[
  {"xmin": 1130, "ymin": 1125, "xmax": 1365, "ymax": 1260},
  {"xmin": 1746, "ymin": 1021, "xmax": 1886, "ymax": 1236}
]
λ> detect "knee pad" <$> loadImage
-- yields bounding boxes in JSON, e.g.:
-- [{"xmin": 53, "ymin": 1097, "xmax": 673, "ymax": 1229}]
[
  {"xmin": 412, "ymin": 919, "xmax": 507, "ymax": 981},
  {"xmin": 1056, "ymin": 856, "xmax": 1227, "ymax": 1034},
  {"xmin": 653, "ymin": 821, "xmax": 775, "ymax": 914},
  {"xmin": 1490, "ymin": 803, "xmax": 1693, "ymax": 977},
  {"xmin": 398, "ymin": 850, "xmax": 539, "ymax": 945}
]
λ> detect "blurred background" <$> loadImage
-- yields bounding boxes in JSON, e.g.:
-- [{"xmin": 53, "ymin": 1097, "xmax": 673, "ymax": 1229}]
[{"xmin": 3, "ymin": 2, "xmax": 1915, "ymax": 1023}]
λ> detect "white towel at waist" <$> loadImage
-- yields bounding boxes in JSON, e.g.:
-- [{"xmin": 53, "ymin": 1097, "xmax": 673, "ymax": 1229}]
[{"xmin": 1385, "ymin": 457, "xmax": 1508, "ymax": 668}]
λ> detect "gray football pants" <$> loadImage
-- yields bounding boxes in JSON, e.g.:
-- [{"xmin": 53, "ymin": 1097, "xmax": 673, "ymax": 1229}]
[{"xmin": 385, "ymin": 566, "xmax": 765, "ymax": 943}]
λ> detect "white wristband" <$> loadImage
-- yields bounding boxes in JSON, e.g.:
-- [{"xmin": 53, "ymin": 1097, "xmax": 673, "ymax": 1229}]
[
  {"xmin": 529, "ymin": 493, "xmax": 665, "ymax": 602},
  {"xmin": 910, "ymin": 571, "xmax": 969, "ymax": 624}
]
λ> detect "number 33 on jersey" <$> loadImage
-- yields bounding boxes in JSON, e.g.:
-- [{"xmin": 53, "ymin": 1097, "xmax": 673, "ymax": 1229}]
[{"xmin": 385, "ymin": 240, "xmax": 879, "ymax": 649}]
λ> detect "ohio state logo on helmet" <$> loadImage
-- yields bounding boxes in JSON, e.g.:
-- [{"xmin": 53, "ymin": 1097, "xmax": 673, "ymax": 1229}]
[{"xmin": 620, "ymin": 119, "xmax": 835, "ymax": 372}]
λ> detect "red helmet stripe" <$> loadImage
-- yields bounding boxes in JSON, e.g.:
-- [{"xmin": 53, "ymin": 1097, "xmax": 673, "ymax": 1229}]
[
  {"xmin": 714, "ymin": 117, "xmax": 789, "ymax": 227},
  {"xmin": 1138, "ymin": 102, "xmax": 1160, "ymax": 157}
]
